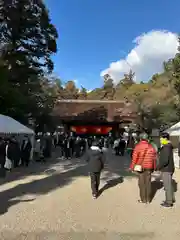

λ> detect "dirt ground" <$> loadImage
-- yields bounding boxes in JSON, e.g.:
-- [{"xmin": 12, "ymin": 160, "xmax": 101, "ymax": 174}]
[{"xmin": 0, "ymin": 149, "xmax": 180, "ymax": 240}]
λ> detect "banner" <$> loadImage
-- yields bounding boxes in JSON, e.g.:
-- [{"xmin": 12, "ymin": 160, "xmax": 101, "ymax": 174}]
[{"xmin": 70, "ymin": 126, "xmax": 112, "ymax": 134}]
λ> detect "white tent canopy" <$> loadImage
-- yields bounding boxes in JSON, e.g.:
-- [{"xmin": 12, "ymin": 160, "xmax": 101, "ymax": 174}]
[
  {"xmin": 0, "ymin": 114, "xmax": 34, "ymax": 135},
  {"xmin": 166, "ymin": 122, "xmax": 180, "ymax": 136}
]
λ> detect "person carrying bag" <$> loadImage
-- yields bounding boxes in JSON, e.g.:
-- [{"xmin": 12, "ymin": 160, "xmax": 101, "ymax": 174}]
[
  {"xmin": 4, "ymin": 144, "xmax": 12, "ymax": 171},
  {"xmin": 0, "ymin": 138, "xmax": 6, "ymax": 178},
  {"xmin": 133, "ymin": 149, "xmax": 148, "ymax": 173},
  {"xmin": 130, "ymin": 133, "xmax": 157, "ymax": 203}
]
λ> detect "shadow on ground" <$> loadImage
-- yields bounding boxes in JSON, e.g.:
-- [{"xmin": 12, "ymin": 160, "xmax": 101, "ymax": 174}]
[
  {"xmin": 0, "ymin": 149, "xmax": 62, "ymax": 186},
  {"xmin": 101, "ymin": 152, "xmax": 136, "ymax": 182},
  {"xmin": 151, "ymin": 179, "xmax": 178, "ymax": 202},
  {"xmin": 98, "ymin": 176, "xmax": 124, "ymax": 196},
  {"xmin": 151, "ymin": 180, "xmax": 164, "ymax": 201},
  {"xmin": 0, "ymin": 199, "xmax": 35, "ymax": 215},
  {"xmin": 0, "ymin": 149, "xmax": 135, "ymax": 216}
]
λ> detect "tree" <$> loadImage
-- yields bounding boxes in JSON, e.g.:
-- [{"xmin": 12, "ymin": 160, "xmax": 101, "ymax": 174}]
[
  {"xmin": 103, "ymin": 74, "xmax": 114, "ymax": 88},
  {"xmin": 168, "ymin": 36, "xmax": 180, "ymax": 117},
  {"xmin": 78, "ymin": 86, "xmax": 87, "ymax": 99},
  {"xmin": 0, "ymin": 0, "xmax": 58, "ymax": 122},
  {"xmin": 63, "ymin": 80, "xmax": 79, "ymax": 99},
  {"xmin": 102, "ymin": 74, "xmax": 115, "ymax": 100},
  {"xmin": 121, "ymin": 70, "xmax": 135, "ymax": 88}
]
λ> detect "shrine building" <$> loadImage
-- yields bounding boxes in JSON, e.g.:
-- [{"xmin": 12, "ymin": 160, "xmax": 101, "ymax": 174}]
[{"xmin": 52, "ymin": 99, "xmax": 136, "ymax": 135}]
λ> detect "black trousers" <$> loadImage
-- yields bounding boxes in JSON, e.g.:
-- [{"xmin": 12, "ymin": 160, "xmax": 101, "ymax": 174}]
[
  {"xmin": 64, "ymin": 147, "xmax": 71, "ymax": 158},
  {"xmin": 90, "ymin": 172, "xmax": 101, "ymax": 195},
  {"xmin": 115, "ymin": 147, "xmax": 119, "ymax": 155},
  {"xmin": 21, "ymin": 156, "xmax": 30, "ymax": 166},
  {"xmin": 14, "ymin": 158, "xmax": 20, "ymax": 167},
  {"xmin": 138, "ymin": 170, "xmax": 152, "ymax": 202},
  {"xmin": 119, "ymin": 147, "xmax": 125, "ymax": 156}
]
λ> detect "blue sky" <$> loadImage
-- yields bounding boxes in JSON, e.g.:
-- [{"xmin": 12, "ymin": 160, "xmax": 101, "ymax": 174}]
[{"xmin": 45, "ymin": 0, "xmax": 180, "ymax": 89}]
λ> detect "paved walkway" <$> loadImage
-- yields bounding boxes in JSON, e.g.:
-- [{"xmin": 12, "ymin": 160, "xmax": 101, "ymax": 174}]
[{"xmin": 0, "ymin": 149, "xmax": 180, "ymax": 239}]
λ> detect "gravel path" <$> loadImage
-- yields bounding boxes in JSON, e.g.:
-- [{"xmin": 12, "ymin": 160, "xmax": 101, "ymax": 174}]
[{"xmin": 0, "ymin": 149, "xmax": 180, "ymax": 240}]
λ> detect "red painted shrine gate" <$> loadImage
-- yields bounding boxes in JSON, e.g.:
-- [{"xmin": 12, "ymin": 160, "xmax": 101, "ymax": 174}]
[{"xmin": 70, "ymin": 125, "xmax": 112, "ymax": 135}]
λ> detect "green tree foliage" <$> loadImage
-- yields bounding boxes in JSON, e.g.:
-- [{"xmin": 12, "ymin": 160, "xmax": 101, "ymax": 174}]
[
  {"xmin": 172, "ymin": 39, "xmax": 180, "ymax": 95},
  {"xmin": 1, "ymin": 0, "xmax": 180, "ymax": 132},
  {"xmin": 85, "ymin": 47, "xmax": 179, "ymax": 130},
  {"xmin": 121, "ymin": 70, "xmax": 135, "ymax": 88},
  {"xmin": 0, "ymin": 0, "xmax": 58, "ymax": 125},
  {"xmin": 79, "ymin": 86, "xmax": 87, "ymax": 99},
  {"xmin": 102, "ymin": 74, "xmax": 115, "ymax": 100},
  {"xmin": 63, "ymin": 80, "xmax": 79, "ymax": 99}
]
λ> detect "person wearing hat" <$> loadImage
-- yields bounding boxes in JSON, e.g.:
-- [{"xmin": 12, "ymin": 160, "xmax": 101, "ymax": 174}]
[
  {"xmin": 156, "ymin": 132, "xmax": 175, "ymax": 207},
  {"xmin": 85, "ymin": 140, "xmax": 106, "ymax": 199},
  {"xmin": 130, "ymin": 133, "xmax": 157, "ymax": 203}
]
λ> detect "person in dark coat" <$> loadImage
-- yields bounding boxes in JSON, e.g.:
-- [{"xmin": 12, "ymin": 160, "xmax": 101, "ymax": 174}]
[
  {"xmin": 127, "ymin": 134, "xmax": 135, "ymax": 157},
  {"xmin": 157, "ymin": 132, "xmax": 175, "ymax": 208},
  {"xmin": 87, "ymin": 136, "xmax": 93, "ymax": 149},
  {"xmin": 21, "ymin": 136, "xmax": 32, "ymax": 167},
  {"xmin": 81, "ymin": 138, "xmax": 87, "ymax": 154},
  {"xmin": 43, "ymin": 133, "xmax": 52, "ymax": 158},
  {"xmin": 69, "ymin": 134, "xmax": 75, "ymax": 157},
  {"xmin": 7, "ymin": 137, "xmax": 21, "ymax": 167},
  {"xmin": 85, "ymin": 140, "xmax": 106, "ymax": 199},
  {"xmin": 0, "ymin": 137, "xmax": 6, "ymax": 178},
  {"xmin": 63, "ymin": 135, "xmax": 71, "ymax": 159},
  {"xmin": 119, "ymin": 137, "xmax": 126, "ymax": 156},
  {"xmin": 98, "ymin": 137, "xmax": 104, "ymax": 150},
  {"xmin": 74, "ymin": 136, "xmax": 81, "ymax": 158}
]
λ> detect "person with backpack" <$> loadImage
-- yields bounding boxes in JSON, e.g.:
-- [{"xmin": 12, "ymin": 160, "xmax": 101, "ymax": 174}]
[
  {"xmin": 130, "ymin": 133, "xmax": 157, "ymax": 204},
  {"xmin": 85, "ymin": 140, "xmax": 106, "ymax": 199}
]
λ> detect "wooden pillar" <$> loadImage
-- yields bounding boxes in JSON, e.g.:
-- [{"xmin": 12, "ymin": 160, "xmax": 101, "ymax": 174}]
[{"xmin": 107, "ymin": 103, "xmax": 113, "ymax": 122}]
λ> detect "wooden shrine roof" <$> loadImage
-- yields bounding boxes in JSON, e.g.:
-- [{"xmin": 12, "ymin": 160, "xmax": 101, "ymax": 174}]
[{"xmin": 53, "ymin": 99, "xmax": 136, "ymax": 123}]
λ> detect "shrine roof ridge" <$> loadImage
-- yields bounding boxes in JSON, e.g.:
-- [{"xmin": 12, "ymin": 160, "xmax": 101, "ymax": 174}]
[{"xmin": 57, "ymin": 99, "xmax": 125, "ymax": 104}]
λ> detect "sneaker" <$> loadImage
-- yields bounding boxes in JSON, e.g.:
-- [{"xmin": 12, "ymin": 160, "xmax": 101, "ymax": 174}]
[
  {"xmin": 138, "ymin": 200, "xmax": 146, "ymax": 203},
  {"xmin": 92, "ymin": 194, "xmax": 97, "ymax": 199},
  {"xmin": 162, "ymin": 200, "xmax": 175, "ymax": 204},
  {"xmin": 160, "ymin": 202, "xmax": 173, "ymax": 208}
]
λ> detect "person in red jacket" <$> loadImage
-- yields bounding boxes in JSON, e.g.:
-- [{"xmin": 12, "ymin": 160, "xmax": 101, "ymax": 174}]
[{"xmin": 130, "ymin": 133, "xmax": 157, "ymax": 203}]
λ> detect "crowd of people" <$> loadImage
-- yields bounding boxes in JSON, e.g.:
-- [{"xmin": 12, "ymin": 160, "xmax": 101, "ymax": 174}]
[
  {"xmin": 0, "ymin": 130, "xmax": 176, "ymax": 209},
  {"xmin": 0, "ymin": 135, "xmax": 32, "ymax": 175}
]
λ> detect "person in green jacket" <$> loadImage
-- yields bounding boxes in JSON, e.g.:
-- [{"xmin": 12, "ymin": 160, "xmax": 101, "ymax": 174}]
[
  {"xmin": 149, "ymin": 138, "xmax": 160, "ymax": 171},
  {"xmin": 149, "ymin": 139, "xmax": 158, "ymax": 153}
]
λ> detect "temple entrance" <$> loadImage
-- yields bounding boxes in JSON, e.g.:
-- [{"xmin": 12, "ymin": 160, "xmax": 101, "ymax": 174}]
[{"xmin": 53, "ymin": 99, "xmax": 136, "ymax": 136}]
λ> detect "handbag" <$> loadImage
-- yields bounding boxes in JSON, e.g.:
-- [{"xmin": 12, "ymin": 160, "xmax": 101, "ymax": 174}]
[
  {"xmin": 134, "ymin": 164, "xmax": 143, "ymax": 172},
  {"xmin": 4, "ymin": 145, "xmax": 12, "ymax": 170},
  {"xmin": 4, "ymin": 157, "xmax": 12, "ymax": 170},
  {"xmin": 134, "ymin": 149, "xmax": 148, "ymax": 173}
]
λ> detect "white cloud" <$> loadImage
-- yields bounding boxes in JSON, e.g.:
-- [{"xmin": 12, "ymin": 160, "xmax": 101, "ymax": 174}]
[
  {"xmin": 100, "ymin": 30, "xmax": 179, "ymax": 84},
  {"xmin": 74, "ymin": 79, "xmax": 78, "ymax": 85}
]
